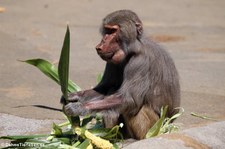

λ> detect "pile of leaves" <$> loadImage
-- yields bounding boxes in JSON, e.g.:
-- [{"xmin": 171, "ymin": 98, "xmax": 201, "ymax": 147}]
[{"xmin": 0, "ymin": 26, "xmax": 183, "ymax": 149}]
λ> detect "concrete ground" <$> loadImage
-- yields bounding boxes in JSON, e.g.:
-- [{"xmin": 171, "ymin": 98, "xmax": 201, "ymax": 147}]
[{"xmin": 0, "ymin": 0, "xmax": 225, "ymax": 148}]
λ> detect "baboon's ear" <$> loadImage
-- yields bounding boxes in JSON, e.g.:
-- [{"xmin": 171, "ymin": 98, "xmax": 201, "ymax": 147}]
[{"xmin": 135, "ymin": 23, "xmax": 143, "ymax": 37}]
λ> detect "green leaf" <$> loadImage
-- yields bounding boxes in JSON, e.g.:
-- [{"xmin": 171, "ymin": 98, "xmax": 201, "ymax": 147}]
[
  {"xmin": 191, "ymin": 112, "xmax": 217, "ymax": 121},
  {"xmin": 58, "ymin": 144, "xmax": 77, "ymax": 149},
  {"xmin": 81, "ymin": 115, "xmax": 94, "ymax": 127},
  {"xmin": 103, "ymin": 124, "xmax": 123, "ymax": 141},
  {"xmin": 0, "ymin": 134, "xmax": 49, "ymax": 140},
  {"xmin": 72, "ymin": 141, "xmax": 81, "ymax": 147},
  {"xmin": 22, "ymin": 58, "xmax": 59, "ymax": 83},
  {"xmin": 58, "ymin": 121, "xmax": 71, "ymax": 128},
  {"xmin": 20, "ymin": 138, "xmax": 50, "ymax": 144},
  {"xmin": 162, "ymin": 107, "xmax": 184, "ymax": 128},
  {"xmin": 77, "ymin": 139, "xmax": 91, "ymax": 149},
  {"xmin": 168, "ymin": 107, "xmax": 184, "ymax": 122},
  {"xmin": 57, "ymin": 137, "xmax": 71, "ymax": 145},
  {"xmin": 89, "ymin": 128, "xmax": 109, "ymax": 137},
  {"xmin": 88, "ymin": 124, "xmax": 123, "ymax": 141},
  {"xmin": 145, "ymin": 106, "xmax": 168, "ymax": 138},
  {"xmin": 96, "ymin": 73, "xmax": 103, "ymax": 84},
  {"xmin": 52, "ymin": 122, "xmax": 63, "ymax": 136},
  {"xmin": 21, "ymin": 59, "xmax": 81, "ymax": 93},
  {"xmin": 113, "ymin": 143, "xmax": 120, "ymax": 149},
  {"xmin": 58, "ymin": 25, "xmax": 70, "ymax": 101},
  {"xmin": 43, "ymin": 141, "xmax": 62, "ymax": 148}
]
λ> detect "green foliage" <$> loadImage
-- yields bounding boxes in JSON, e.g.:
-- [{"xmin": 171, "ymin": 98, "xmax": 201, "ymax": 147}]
[
  {"xmin": 58, "ymin": 25, "xmax": 70, "ymax": 101},
  {"xmin": 22, "ymin": 58, "xmax": 81, "ymax": 93},
  {"xmin": 77, "ymin": 139, "xmax": 91, "ymax": 149},
  {"xmin": 0, "ymin": 115, "xmax": 123, "ymax": 149},
  {"xmin": 146, "ymin": 106, "xmax": 184, "ymax": 138},
  {"xmin": 191, "ymin": 112, "xmax": 217, "ymax": 121},
  {"xmin": 0, "ymin": 134, "xmax": 49, "ymax": 140}
]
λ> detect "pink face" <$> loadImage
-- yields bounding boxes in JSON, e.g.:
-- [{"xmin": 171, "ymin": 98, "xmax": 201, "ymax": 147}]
[{"xmin": 95, "ymin": 25, "xmax": 125, "ymax": 64}]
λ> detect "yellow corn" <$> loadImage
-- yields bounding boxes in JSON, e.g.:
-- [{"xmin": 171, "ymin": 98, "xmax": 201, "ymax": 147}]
[
  {"xmin": 85, "ymin": 130, "xmax": 113, "ymax": 149},
  {"xmin": 87, "ymin": 143, "xmax": 93, "ymax": 149}
]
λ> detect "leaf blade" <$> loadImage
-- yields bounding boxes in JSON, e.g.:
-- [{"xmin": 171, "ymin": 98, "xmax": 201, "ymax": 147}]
[
  {"xmin": 145, "ymin": 106, "xmax": 168, "ymax": 138},
  {"xmin": 58, "ymin": 26, "xmax": 70, "ymax": 100},
  {"xmin": 0, "ymin": 134, "xmax": 49, "ymax": 140},
  {"xmin": 21, "ymin": 58, "xmax": 81, "ymax": 93}
]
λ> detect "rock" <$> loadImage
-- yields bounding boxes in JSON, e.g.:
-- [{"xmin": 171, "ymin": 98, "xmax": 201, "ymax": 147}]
[{"xmin": 124, "ymin": 121, "xmax": 225, "ymax": 149}]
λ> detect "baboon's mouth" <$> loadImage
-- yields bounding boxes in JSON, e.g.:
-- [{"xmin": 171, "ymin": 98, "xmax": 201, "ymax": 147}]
[{"xmin": 98, "ymin": 52, "xmax": 114, "ymax": 60}]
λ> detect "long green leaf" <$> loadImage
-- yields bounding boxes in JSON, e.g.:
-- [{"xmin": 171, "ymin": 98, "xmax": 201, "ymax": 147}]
[
  {"xmin": 191, "ymin": 112, "xmax": 217, "ymax": 121},
  {"xmin": 159, "ymin": 107, "xmax": 184, "ymax": 134},
  {"xmin": 21, "ymin": 59, "xmax": 81, "ymax": 93},
  {"xmin": 57, "ymin": 26, "xmax": 81, "ymax": 126},
  {"xmin": 77, "ymin": 139, "xmax": 91, "ymax": 149},
  {"xmin": 145, "ymin": 106, "xmax": 168, "ymax": 138},
  {"xmin": 0, "ymin": 134, "xmax": 49, "ymax": 140},
  {"xmin": 58, "ymin": 25, "xmax": 70, "ymax": 100},
  {"xmin": 23, "ymin": 59, "xmax": 59, "ymax": 83},
  {"xmin": 164, "ymin": 107, "xmax": 184, "ymax": 126}
]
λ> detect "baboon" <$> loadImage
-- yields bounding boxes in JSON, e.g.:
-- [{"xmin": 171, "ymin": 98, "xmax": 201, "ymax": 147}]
[{"xmin": 62, "ymin": 10, "xmax": 180, "ymax": 139}]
